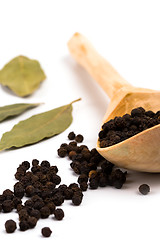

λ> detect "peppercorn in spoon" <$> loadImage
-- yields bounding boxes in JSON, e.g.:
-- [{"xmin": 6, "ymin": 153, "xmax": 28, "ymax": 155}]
[{"xmin": 68, "ymin": 32, "xmax": 160, "ymax": 172}]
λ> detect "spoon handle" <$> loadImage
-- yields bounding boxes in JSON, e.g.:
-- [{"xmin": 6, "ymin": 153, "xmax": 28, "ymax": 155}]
[{"xmin": 68, "ymin": 32, "xmax": 132, "ymax": 99}]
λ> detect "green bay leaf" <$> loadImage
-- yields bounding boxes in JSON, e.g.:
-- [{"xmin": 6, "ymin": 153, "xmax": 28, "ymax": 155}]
[
  {"xmin": 0, "ymin": 99, "xmax": 81, "ymax": 151},
  {"xmin": 0, "ymin": 56, "xmax": 46, "ymax": 97},
  {"xmin": 0, "ymin": 103, "xmax": 40, "ymax": 122}
]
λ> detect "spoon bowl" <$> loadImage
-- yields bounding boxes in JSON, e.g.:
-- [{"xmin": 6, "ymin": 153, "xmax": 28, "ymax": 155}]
[{"xmin": 68, "ymin": 33, "xmax": 160, "ymax": 172}]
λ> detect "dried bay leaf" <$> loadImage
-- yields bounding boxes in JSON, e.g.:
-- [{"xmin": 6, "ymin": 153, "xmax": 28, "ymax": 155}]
[
  {"xmin": 0, "ymin": 99, "xmax": 81, "ymax": 151},
  {"xmin": 0, "ymin": 56, "xmax": 46, "ymax": 97},
  {"xmin": 0, "ymin": 103, "xmax": 40, "ymax": 122}
]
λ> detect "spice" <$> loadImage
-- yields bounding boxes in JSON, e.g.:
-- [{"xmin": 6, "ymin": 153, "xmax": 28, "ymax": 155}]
[
  {"xmin": 27, "ymin": 217, "xmax": 37, "ymax": 228},
  {"xmin": 0, "ymin": 158, "xmax": 86, "ymax": 236},
  {"xmin": 30, "ymin": 209, "xmax": 41, "ymax": 220},
  {"xmin": 40, "ymin": 206, "xmax": 50, "ymax": 219},
  {"xmin": 2, "ymin": 200, "xmax": 14, "ymax": 213},
  {"xmin": 57, "ymin": 147, "xmax": 67, "ymax": 158},
  {"xmin": 139, "ymin": 184, "xmax": 150, "ymax": 195},
  {"xmin": 5, "ymin": 220, "xmax": 17, "ymax": 233},
  {"xmin": 72, "ymin": 194, "xmax": 83, "ymax": 206},
  {"xmin": 54, "ymin": 208, "xmax": 64, "ymax": 220},
  {"xmin": 14, "ymin": 182, "xmax": 24, "ymax": 198},
  {"xmin": 68, "ymin": 131, "xmax": 76, "ymax": 140},
  {"xmin": 58, "ymin": 136, "xmax": 127, "ymax": 191},
  {"xmin": 41, "ymin": 227, "xmax": 52, "ymax": 237},
  {"xmin": 75, "ymin": 134, "xmax": 84, "ymax": 143},
  {"xmin": 89, "ymin": 178, "xmax": 99, "ymax": 189},
  {"xmin": 0, "ymin": 128, "xmax": 150, "ymax": 238},
  {"xmin": 78, "ymin": 174, "xmax": 88, "ymax": 184},
  {"xmin": 98, "ymin": 107, "xmax": 160, "ymax": 148},
  {"xmin": 19, "ymin": 220, "xmax": 29, "ymax": 231},
  {"xmin": 80, "ymin": 182, "xmax": 88, "ymax": 191}
]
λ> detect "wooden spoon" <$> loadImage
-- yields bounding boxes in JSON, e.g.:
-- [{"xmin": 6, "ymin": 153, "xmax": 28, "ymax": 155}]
[{"xmin": 68, "ymin": 32, "xmax": 160, "ymax": 172}]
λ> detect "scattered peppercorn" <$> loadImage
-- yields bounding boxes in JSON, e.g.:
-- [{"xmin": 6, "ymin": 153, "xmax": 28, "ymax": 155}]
[
  {"xmin": 14, "ymin": 182, "xmax": 24, "ymax": 198},
  {"xmin": 0, "ymin": 158, "xmax": 85, "ymax": 236},
  {"xmin": 5, "ymin": 220, "xmax": 17, "ymax": 233},
  {"xmin": 0, "ymin": 124, "xmax": 155, "ymax": 237},
  {"xmin": 57, "ymin": 135, "xmax": 127, "ymax": 191},
  {"xmin": 19, "ymin": 220, "xmax": 29, "ymax": 231},
  {"xmin": 30, "ymin": 209, "xmax": 41, "ymax": 220},
  {"xmin": 32, "ymin": 159, "xmax": 39, "ymax": 166},
  {"xmin": 80, "ymin": 182, "xmax": 88, "ymax": 191},
  {"xmin": 89, "ymin": 178, "xmax": 99, "ymax": 189},
  {"xmin": 41, "ymin": 227, "xmax": 52, "ymax": 237},
  {"xmin": 57, "ymin": 147, "xmax": 67, "ymax": 157},
  {"xmin": 139, "ymin": 184, "xmax": 150, "ymax": 195},
  {"xmin": 68, "ymin": 131, "xmax": 76, "ymax": 140},
  {"xmin": 75, "ymin": 134, "xmax": 84, "ymax": 143},
  {"xmin": 40, "ymin": 206, "xmax": 50, "ymax": 218},
  {"xmin": 27, "ymin": 217, "xmax": 37, "ymax": 228},
  {"xmin": 2, "ymin": 200, "xmax": 14, "ymax": 213},
  {"xmin": 72, "ymin": 194, "xmax": 83, "ymax": 206},
  {"xmin": 54, "ymin": 208, "xmax": 64, "ymax": 220}
]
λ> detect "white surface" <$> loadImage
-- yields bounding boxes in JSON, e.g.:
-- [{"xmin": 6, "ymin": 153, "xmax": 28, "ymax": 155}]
[{"xmin": 0, "ymin": 0, "xmax": 160, "ymax": 239}]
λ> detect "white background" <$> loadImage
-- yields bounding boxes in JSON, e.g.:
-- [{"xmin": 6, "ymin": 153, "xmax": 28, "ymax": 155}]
[{"xmin": 0, "ymin": 0, "xmax": 160, "ymax": 239}]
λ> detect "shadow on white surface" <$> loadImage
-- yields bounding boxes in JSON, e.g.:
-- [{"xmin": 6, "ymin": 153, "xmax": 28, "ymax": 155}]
[{"xmin": 63, "ymin": 56, "xmax": 109, "ymax": 113}]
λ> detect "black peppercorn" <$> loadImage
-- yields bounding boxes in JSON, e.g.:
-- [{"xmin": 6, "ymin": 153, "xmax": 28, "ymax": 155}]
[
  {"xmin": 68, "ymin": 150, "xmax": 77, "ymax": 160},
  {"xmin": 139, "ymin": 184, "xmax": 150, "ymax": 195},
  {"xmin": 0, "ymin": 194, "xmax": 5, "ymax": 203},
  {"xmin": 18, "ymin": 209, "xmax": 29, "ymax": 221},
  {"xmin": 33, "ymin": 199, "xmax": 45, "ymax": 210},
  {"xmin": 68, "ymin": 131, "xmax": 76, "ymax": 140},
  {"xmin": 57, "ymin": 147, "xmax": 67, "ymax": 157},
  {"xmin": 30, "ymin": 209, "xmax": 41, "ymax": 220},
  {"xmin": 41, "ymin": 160, "xmax": 50, "ymax": 168},
  {"xmin": 69, "ymin": 141, "xmax": 77, "ymax": 147},
  {"xmin": 131, "ymin": 107, "xmax": 145, "ymax": 117},
  {"xmin": 27, "ymin": 216, "xmax": 37, "ymax": 228},
  {"xmin": 22, "ymin": 161, "xmax": 30, "ymax": 170},
  {"xmin": 53, "ymin": 193, "xmax": 64, "ymax": 206},
  {"xmin": 52, "ymin": 174, "xmax": 61, "ymax": 185},
  {"xmin": 75, "ymin": 134, "xmax": 84, "ymax": 143},
  {"xmin": 16, "ymin": 204, "xmax": 24, "ymax": 212},
  {"xmin": 109, "ymin": 169, "xmax": 127, "ymax": 189},
  {"xmin": 46, "ymin": 202, "xmax": 56, "ymax": 214},
  {"xmin": 19, "ymin": 220, "xmax": 29, "ymax": 231},
  {"xmin": 78, "ymin": 174, "xmax": 88, "ymax": 184},
  {"xmin": 5, "ymin": 219, "xmax": 17, "ymax": 233},
  {"xmin": 64, "ymin": 188, "xmax": 73, "ymax": 200},
  {"xmin": 24, "ymin": 199, "xmax": 34, "ymax": 208},
  {"xmin": 32, "ymin": 159, "xmax": 39, "ymax": 166},
  {"xmin": 80, "ymin": 182, "xmax": 88, "ymax": 191},
  {"xmin": 54, "ymin": 208, "xmax": 64, "ymax": 220},
  {"xmin": 14, "ymin": 182, "xmax": 24, "ymax": 198},
  {"xmin": 2, "ymin": 200, "xmax": 14, "ymax": 213},
  {"xmin": 40, "ymin": 206, "xmax": 50, "ymax": 219},
  {"xmin": 13, "ymin": 197, "xmax": 22, "ymax": 208},
  {"xmin": 3, "ymin": 189, "xmax": 14, "ymax": 199},
  {"xmin": 99, "ymin": 107, "xmax": 160, "ymax": 148},
  {"xmin": 72, "ymin": 194, "xmax": 82, "ymax": 206},
  {"xmin": 89, "ymin": 179, "xmax": 99, "ymax": 190},
  {"xmin": 41, "ymin": 227, "xmax": 52, "ymax": 237},
  {"xmin": 99, "ymin": 176, "xmax": 108, "ymax": 187},
  {"xmin": 25, "ymin": 185, "xmax": 35, "ymax": 197}
]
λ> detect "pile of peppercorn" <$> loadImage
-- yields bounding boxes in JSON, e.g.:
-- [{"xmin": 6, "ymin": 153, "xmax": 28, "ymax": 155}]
[
  {"xmin": 1, "ymin": 129, "xmax": 150, "ymax": 237},
  {"xmin": 58, "ymin": 132, "xmax": 127, "ymax": 190},
  {"xmin": 1, "ymin": 159, "xmax": 84, "ymax": 236},
  {"xmin": 98, "ymin": 107, "xmax": 160, "ymax": 148}
]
